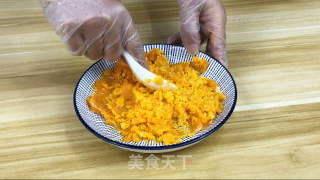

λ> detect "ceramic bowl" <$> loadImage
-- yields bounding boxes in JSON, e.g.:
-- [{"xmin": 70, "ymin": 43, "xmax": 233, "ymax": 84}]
[{"xmin": 74, "ymin": 44, "xmax": 237, "ymax": 153}]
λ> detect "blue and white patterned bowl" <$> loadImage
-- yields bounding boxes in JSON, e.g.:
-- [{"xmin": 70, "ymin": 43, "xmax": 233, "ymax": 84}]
[{"xmin": 74, "ymin": 44, "xmax": 237, "ymax": 153}]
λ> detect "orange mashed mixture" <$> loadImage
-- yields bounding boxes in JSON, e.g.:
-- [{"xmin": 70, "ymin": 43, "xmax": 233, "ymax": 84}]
[
  {"xmin": 87, "ymin": 48, "xmax": 226, "ymax": 145},
  {"xmin": 146, "ymin": 76, "xmax": 164, "ymax": 85}
]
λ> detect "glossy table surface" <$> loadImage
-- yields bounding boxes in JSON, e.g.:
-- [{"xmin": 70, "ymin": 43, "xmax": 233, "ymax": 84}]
[{"xmin": 1, "ymin": 0, "xmax": 320, "ymax": 179}]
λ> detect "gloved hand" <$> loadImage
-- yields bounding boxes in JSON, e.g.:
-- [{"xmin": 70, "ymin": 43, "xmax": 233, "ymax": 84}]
[
  {"xmin": 40, "ymin": 0, "xmax": 149, "ymax": 69},
  {"xmin": 167, "ymin": 0, "xmax": 227, "ymax": 67}
]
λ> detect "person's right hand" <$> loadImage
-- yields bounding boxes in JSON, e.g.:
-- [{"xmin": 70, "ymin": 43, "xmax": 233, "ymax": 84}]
[
  {"xmin": 40, "ymin": 0, "xmax": 149, "ymax": 69},
  {"xmin": 167, "ymin": 0, "xmax": 227, "ymax": 67}
]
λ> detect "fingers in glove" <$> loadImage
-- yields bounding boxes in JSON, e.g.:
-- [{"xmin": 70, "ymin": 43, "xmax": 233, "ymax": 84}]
[
  {"xmin": 103, "ymin": 31, "xmax": 122, "ymax": 62},
  {"xmin": 202, "ymin": 0, "xmax": 227, "ymax": 66},
  {"xmin": 125, "ymin": 35, "xmax": 150, "ymax": 70},
  {"xmin": 84, "ymin": 37, "xmax": 103, "ymax": 60},
  {"xmin": 208, "ymin": 32, "xmax": 227, "ymax": 66},
  {"xmin": 64, "ymin": 17, "xmax": 108, "ymax": 57},
  {"xmin": 206, "ymin": 37, "xmax": 228, "ymax": 67},
  {"xmin": 122, "ymin": 17, "xmax": 150, "ymax": 70},
  {"xmin": 178, "ymin": 0, "xmax": 206, "ymax": 56}
]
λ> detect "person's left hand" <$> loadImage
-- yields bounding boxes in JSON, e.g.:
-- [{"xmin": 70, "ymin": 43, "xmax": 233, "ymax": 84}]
[
  {"xmin": 167, "ymin": 0, "xmax": 227, "ymax": 67},
  {"xmin": 40, "ymin": 0, "xmax": 149, "ymax": 69}
]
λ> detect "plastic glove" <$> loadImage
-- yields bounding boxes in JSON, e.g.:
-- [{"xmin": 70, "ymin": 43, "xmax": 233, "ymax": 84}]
[
  {"xmin": 40, "ymin": 0, "xmax": 149, "ymax": 69},
  {"xmin": 167, "ymin": 0, "xmax": 227, "ymax": 67}
]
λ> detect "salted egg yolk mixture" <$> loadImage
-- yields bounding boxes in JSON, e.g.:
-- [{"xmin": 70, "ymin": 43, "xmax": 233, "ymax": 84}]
[{"xmin": 87, "ymin": 48, "xmax": 226, "ymax": 145}]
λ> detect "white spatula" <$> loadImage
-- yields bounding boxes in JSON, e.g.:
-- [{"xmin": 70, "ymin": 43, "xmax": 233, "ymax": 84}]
[{"xmin": 122, "ymin": 50, "xmax": 177, "ymax": 90}]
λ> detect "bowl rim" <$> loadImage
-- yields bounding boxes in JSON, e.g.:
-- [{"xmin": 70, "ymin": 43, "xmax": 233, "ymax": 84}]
[{"xmin": 73, "ymin": 44, "xmax": 237, "ymax": 151}]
